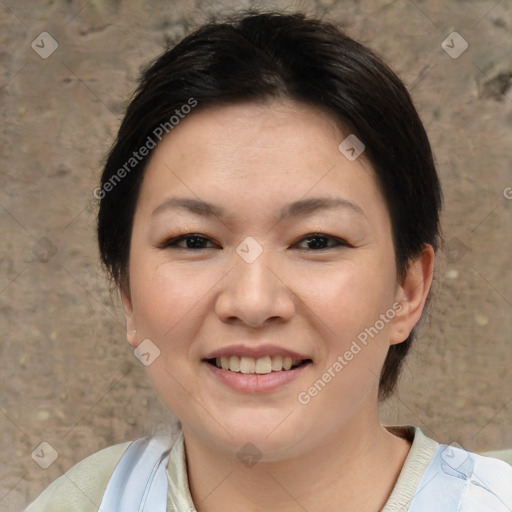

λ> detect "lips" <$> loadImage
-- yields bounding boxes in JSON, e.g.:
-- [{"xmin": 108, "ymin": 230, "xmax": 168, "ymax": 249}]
[
  {"xmin": 203, "ymin": 344, "xmax": 311, "ymax": 362},
  {"xmin": 203, "ymin": 356, "xmax": 312, "ymax": 393},
  {"xmin": 202, "ymin": 344, "xmax": 312, "ymax": 376}
]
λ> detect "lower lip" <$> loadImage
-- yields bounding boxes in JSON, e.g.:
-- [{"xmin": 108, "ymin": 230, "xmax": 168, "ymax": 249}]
[{"xmin": 203, "ymin": 361, "xmax": 311, "ymax": 393}]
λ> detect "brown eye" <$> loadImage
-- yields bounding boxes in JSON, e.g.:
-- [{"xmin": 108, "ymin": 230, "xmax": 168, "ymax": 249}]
[
  {"xmin": 161, "ymin": 234, "xmax": 217, "ymax": 250},
  {"xmin": 295, "ymin": 233, "xmax": 350, "ymax": 250}
]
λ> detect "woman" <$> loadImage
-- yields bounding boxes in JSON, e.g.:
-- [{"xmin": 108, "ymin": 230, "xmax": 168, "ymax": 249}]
[{"xmin": 26, "ymin": 10, "xmax": 512, "ymax": 512}]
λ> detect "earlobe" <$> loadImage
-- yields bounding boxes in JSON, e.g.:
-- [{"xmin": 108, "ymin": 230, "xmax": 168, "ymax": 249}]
[
  {"xmin": 390, "ymin": 244, "xmax": 435, "ymax": 345},
  {"xmin": 119, "ymin": 286, "xmax": 139, "ymax": 347}
]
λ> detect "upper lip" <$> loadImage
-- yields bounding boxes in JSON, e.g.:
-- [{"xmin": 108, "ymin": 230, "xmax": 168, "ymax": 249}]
[{"xmin": 203, "ymin": 344, "xmax": 312, "ymax": 361}]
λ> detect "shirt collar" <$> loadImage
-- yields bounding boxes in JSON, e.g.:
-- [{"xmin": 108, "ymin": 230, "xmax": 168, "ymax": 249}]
[{"xmin": 166, "ymin": 425, "xmax": 438, "ymax": 512}]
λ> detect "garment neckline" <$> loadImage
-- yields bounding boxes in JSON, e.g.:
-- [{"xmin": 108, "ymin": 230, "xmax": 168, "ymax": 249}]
[
  {"xmin": 381, "ymin": 425, "xmax": 439, "ymax": 511},
  {"xmin": 166, "ymin": 425, "xmax": 438, "ymax": 512}
]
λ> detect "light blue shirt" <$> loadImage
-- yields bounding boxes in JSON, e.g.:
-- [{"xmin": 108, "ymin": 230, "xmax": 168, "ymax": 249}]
[{"xmin": 25, "ymin": 426, "xmax": 512, "ymax": 511}]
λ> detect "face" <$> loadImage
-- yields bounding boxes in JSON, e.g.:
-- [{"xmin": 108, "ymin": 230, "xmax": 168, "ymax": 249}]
[{"xmin": 121, "ymin": 100, "xmax": 418, "ymax": 460}]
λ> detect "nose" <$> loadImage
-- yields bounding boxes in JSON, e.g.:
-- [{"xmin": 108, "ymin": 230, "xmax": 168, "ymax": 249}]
[{"xmin": 215, "ymin": 241, "xmax": 296, "ymax": 328}]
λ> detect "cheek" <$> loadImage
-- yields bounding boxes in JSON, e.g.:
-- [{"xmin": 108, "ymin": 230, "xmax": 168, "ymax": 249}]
[
  {"xmin": 129, "ymin": 261, "xmax": 211, "ymax": 417},
  {"xmin": 129, "ymin": 258, "xmax": 229, "ymax": 374},
  {"xmin": 299, "ymin": 259, "xmax": 397, "ymax": 341},
  {"xmin": 294, "ymin": 267, "xmax": 396, "ymax": 421},
  {"xmin": 131, "ymin": 260, "xmax": 206, "ymax": 332}
]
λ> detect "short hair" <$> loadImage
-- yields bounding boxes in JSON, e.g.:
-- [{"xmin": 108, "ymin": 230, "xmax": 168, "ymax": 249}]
[{"xmin": 97, "ymin": 11, "xmax": 443, "ymax": 401}]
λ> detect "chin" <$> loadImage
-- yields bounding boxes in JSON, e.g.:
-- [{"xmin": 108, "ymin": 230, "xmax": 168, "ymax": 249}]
[{"xmin": 195, "ymin": 415, "xmax": 311, "ymax": 462}]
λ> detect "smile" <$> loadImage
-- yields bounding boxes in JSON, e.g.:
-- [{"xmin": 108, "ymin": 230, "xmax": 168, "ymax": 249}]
[{"xmin": 207, "ymin": 355, "xmax": 311, "ymax": 374}]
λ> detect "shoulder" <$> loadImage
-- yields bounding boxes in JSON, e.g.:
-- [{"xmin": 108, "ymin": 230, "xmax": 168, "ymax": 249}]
[
  {"xmin": 481, "ymin": 448, "xmax": 512, "ymax": 466},
  {"xmin": 386, "ymin": 427, "xmax": 512, "ymax": 511},
  {"xmin": 440, "ymin": 442, "xmax": 512, "ymax": 481},
  {"xmin": 470, "ymin": 448, "xmax": 512, "ymax": 497},
  {"xmin": 24, "ymin": 440, "xmax": 133, "ymax": 512},
  {"xmin": 413, "ymin": 442, "xmax": 512, "ymax": 510}
]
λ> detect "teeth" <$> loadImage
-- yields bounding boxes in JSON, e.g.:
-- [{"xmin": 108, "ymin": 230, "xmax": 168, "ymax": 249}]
[
  {"xmin": 240, "ymin": 356, "xmax": 255, "ymax": 374},
  {"xmin": 229, "ymin": 355, "xmax": 240, "ymax": 372},
  {"xmin": 255, "ymin": 356, "xmax": 272, "ymax": 374},
  {"xmin": 216, "ymin": 355, "xmax": 304, "ymax": 373},
  {"xmin": 271, "ymin": 355, "xmax": 282, "ymax": 371}
]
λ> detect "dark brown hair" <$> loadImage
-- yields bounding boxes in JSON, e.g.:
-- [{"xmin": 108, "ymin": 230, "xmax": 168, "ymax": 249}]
[{"xmin": 97, "ymin": 10, "xmax": 442, "ymax": 400}]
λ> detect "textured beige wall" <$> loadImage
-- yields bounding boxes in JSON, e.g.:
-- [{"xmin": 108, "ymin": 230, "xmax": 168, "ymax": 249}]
[{"xmin": 1, "ymin": 0, "xmax": 511, "ymax": 509}]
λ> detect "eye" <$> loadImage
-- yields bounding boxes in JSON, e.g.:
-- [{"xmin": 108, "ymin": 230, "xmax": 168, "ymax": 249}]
[
  {"xmin": 294, "ymin": 233, "xmax": 350, "ymax": 250},
  {"xmin": 159, "ymin": 232, "xmax": 350, "ymax": 251},
  {"xmin": 160, "ymin": 233, "xmax": 217, "ymax": 250}
]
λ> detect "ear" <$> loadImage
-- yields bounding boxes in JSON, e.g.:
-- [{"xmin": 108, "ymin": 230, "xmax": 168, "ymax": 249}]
[
  {"xmin": 390, "ymin": 244, "xmax": 435, "ymax": 345},
  {"xmin": 118, "ymin": 286, "xmax": 139, "ymax": 347}
]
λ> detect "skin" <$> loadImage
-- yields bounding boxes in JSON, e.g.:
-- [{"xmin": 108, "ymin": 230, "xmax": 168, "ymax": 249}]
[{"xmin": 121, "ymin": 100, "xmax": 435, "ymax": 512}]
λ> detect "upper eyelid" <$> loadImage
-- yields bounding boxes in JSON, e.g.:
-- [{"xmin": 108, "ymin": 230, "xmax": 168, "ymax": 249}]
[{"xmin": 162, "ymin": 233, "xmax": 349, "ymax": 248}]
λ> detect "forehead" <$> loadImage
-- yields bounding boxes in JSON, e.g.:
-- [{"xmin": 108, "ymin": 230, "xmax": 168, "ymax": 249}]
[
  {"xmin": 153, "ymin": 100, "xmax": 351, "ymax": 174},
  {"xmin": 137, "ymin": 100, "xmax": 386, "ymax": 224}
]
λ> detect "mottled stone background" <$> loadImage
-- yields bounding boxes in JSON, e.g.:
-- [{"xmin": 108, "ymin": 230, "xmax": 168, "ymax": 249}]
[{"xmin": 1, "ymin": 0, "xmax": 511, "ymax": 509}]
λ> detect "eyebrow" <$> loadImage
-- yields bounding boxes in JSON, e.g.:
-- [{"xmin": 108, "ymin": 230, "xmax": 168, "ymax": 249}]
[{"xmin": 151, "ymin": 196, "xmax": 366, "ymax": 221}]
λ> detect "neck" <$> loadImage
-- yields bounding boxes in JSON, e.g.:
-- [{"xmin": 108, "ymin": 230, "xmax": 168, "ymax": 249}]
[{"xmin": 182, "ymin": 413, "xmax": 411, "ymax": 512}]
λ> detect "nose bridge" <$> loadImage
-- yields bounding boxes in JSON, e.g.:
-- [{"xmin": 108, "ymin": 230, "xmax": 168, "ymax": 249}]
[
  {"xmin": 232, "ymin": 236, "xmax": 276, "ymax": 292},
  {"xmin": 215, "ymin": 236, "xmax": 295, "ymax": 326}
]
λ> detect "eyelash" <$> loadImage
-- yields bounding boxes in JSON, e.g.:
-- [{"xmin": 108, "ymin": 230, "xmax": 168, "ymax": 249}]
[{"xmin": 160, "ymin": 233, "xmax": 351, "ymax": 251}]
